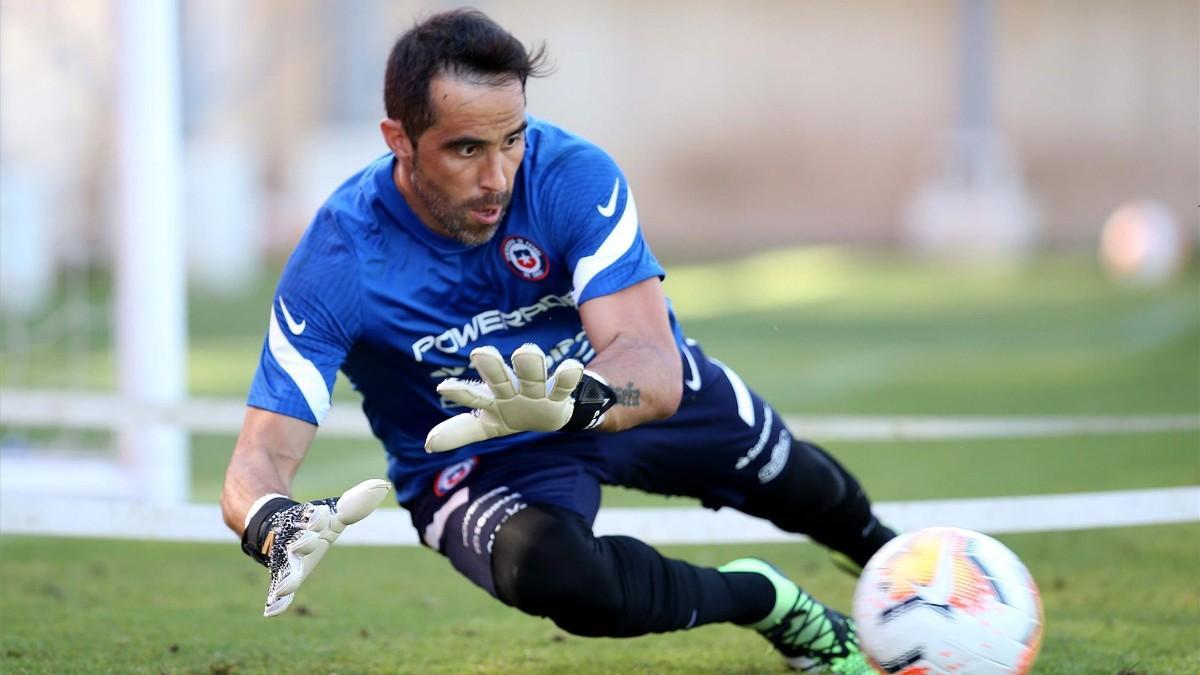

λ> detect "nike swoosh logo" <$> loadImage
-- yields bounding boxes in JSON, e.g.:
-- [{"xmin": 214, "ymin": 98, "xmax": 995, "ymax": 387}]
[
  {"xmin": 596, "ymin": 178, "xmax": 620, "ymax": 217},
  {"xmin": 681, "ymin": 339, "xmax": 702, "ymax": 391},
  {"xmin": 912, "ymin": 535, "xmax": 956, "ymax": 607},
  {"xmin": 278, "ymin": 297, "xmax": 306, "ymax": 335}
]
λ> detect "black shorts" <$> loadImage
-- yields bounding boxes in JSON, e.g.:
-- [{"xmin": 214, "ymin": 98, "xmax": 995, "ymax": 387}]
[{"xmin": 405, "ymin": 341, "xmax": 804, "ymax": 596}]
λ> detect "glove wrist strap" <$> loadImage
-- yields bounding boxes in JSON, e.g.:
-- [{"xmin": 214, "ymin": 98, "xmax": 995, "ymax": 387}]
[
  {"xmin": 244, "ymin": 492, "xmax": 289, "ymax": 529},
  {"xmin": 241, "ymin": 496, "xmax": 299, "ymax": 566},
  {"xmin": 561, "ymin": 371, "xmax": 617, "ymax": 431}
]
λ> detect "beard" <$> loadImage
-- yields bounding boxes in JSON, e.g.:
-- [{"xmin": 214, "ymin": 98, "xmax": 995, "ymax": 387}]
[{"xmin": 410, "ymin": 168, "xmax": 511, "ymax": 246}]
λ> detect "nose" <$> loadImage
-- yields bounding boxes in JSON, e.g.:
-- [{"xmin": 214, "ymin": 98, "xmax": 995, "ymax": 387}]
[{"xmin": 479, "ymin": 151, "xmax": 507, "ymax": 193}]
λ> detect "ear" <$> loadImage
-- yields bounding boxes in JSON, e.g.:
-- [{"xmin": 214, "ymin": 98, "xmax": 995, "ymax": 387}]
[{"xmin": 380, "ymin": 118, "xmax": 414, "ymax": 162}]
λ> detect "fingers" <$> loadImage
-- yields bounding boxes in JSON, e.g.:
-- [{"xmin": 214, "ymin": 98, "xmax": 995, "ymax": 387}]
[
  {"xmin": 264, "ymin": 591, "xmax": 294, "ymax": 617},
  {"xmin": 262, "ymin": 481, "xmax": 392, "ymax": 618},
  {"xmin": 511, "ymin": 343, "xmax": 549, "ymax": 398},
  {"xmin": 436, "ymin": 378, "xmax": 495, "ymax": 410},
  {"xmin": 268, "ymin": 536, "xmax": 326, "ymax": 613},
  {"xmin": 469, "ymin": 346, "xmax": 517, "ymax": 399},
  {"xmin": 547, "ymin": 359, "xmax": 584, "ymax": 402},
  {"xmin": 425, "ymin": 412, "xmax": 493, "ymax": 453},
  {"xmin": 332, "ymin": 479, "xmax": 392, "ymax": 527},
  {"xmin": 290, "ymin": 528, "xmax": 324, "ymax": 556}
]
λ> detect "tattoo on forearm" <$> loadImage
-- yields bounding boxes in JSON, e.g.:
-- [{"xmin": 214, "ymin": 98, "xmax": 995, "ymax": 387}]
[{"xmin": 613, "ymin": 382, "xmax": 641, "ymax": 408}]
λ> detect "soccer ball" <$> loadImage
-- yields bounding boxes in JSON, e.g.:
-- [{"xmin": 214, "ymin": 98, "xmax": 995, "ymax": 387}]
[{"xmin": 852, "ymin": 527, "xmax": 1043, "ymax": 674}]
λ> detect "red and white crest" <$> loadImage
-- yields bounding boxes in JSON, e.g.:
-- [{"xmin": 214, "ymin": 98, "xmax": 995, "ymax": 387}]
[
  {"xmin": 434, "ymin": 457, "xmax": 477, "ymax": 496},
  {"xmin": 501, "ymin": 236, "xmax": 549, "ymax": 281}
]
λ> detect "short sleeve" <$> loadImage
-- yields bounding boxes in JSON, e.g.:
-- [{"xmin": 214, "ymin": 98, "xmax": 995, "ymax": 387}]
[
  {"xmin": 247, "ymin": 212, "xmax": 362, "ymax": 424},
  {"xmin": 539, "ymin": 146, "xmax": 665, "ymax": 306}
]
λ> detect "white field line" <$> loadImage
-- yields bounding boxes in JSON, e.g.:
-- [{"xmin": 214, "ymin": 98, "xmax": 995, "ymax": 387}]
[
  {"xmin": 2, "ymin": 388, "xmax": 1197, "ymax": 441},
  {"xmin": 1, "ymin": 487, "xmax": 1196, "ymax": 546}
]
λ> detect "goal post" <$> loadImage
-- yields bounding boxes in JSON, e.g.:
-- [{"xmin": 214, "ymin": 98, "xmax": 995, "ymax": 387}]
[{"xmin": 112, "ymin": 0, "xmax": 189, "ymax": 504}]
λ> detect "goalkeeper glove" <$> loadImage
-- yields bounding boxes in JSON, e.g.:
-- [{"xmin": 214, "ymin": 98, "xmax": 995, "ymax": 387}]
[
  {"xmin": 240, "ymin": 479, "xmax": 390, "ymax": 617},
  {"xmin": 424, "ymin": 343, "xmax": 616, "ymax": 453}
]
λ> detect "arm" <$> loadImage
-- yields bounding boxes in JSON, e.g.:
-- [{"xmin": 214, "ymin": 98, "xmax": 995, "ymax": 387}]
[
  {"xmin": 578, "ymin": 277, "xmax": 682, "ymax": 432},
  {"xmin": 228, "ymin": 213, "xmax": 386, "ymax": 616},
  {"xmin": 424, "ymin": 277, "xmax": 683, "ymax": 452},
  {"xmin": 221, "ymin": 407, "xmax": 389, "ymax": 617},
  {"xmin": 220, "ymin": 407, "xmax": 318, "ymax": 535}
]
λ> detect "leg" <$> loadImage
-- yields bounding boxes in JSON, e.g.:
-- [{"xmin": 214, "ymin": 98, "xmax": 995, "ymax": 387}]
[
  {"xmin": 740, "ymin": 438, "xmax": 892, "ymax": 569},
  {"xmin": 491, "ymin": 503, "xmax": 773, "ymax": 637},
  {"xmin": 605, "ymin": 343, "xmax": 895, "ymax": 567},
  {"xmin": 596, "ymin": 343, "xmax": 886, "ymax": 671},
  {"xmin": 406, "ymin": 449, "xmax": 774, "ymax": 637}
]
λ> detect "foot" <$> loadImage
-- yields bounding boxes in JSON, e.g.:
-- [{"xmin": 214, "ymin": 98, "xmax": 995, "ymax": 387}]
[{"xmin": 720, "ymin": 558, "xmax": 873, "ymax": 674}]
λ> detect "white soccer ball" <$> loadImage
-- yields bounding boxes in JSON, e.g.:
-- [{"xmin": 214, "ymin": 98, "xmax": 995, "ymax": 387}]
[{"xmin": 852, "ymin": 527, "xmax": 1044, "ymax": 674}]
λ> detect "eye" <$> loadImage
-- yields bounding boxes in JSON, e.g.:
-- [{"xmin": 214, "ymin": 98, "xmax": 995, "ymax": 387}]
[
  {"xmin": 504, "ymin": 132, "xmax": 523, "ymax": 148},
  {"xmin": 458, "ymin": 144, "xmax": 479, "ymax": 157}
]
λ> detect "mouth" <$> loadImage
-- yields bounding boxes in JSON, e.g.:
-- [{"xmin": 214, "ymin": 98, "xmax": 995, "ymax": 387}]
[{"xmin": 469, "ymin": 205, "xmax": 503, "ymax": 226}]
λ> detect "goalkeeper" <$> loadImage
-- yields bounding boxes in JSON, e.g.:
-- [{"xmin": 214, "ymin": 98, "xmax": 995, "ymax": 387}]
[{"xmin": 221, "ymin": 9, "xmax": 894, "ymax": 674}]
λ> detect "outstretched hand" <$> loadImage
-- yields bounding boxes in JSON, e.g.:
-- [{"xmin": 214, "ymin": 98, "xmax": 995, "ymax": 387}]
[
  {"xmin": 425, "ymin": 343, "xmax": 614, "ymax": 453},
  {"xmin": 249, "ymin": 479, "xmax": 391, "ymax": 617}
]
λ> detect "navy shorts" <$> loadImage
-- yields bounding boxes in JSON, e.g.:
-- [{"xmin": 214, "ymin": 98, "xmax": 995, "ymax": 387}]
[{"xmin": 404, "ymin": 341, "xmax": 801, "ymax": 597}]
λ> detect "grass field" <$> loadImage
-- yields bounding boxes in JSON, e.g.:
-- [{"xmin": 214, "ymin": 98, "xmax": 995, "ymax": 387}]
[
  {"xmin": 2, "ymin": 525, "xmax": 1198, "ymax": 674},
  {"xmin": 2, "ymin": 250, "xmax": 1198, "ymax": 673}
]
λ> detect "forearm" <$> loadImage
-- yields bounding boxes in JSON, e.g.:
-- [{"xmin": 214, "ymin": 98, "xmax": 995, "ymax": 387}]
[
  {"xmin": 220, "ymin": 446, "xmax": 301, "ymax": 535},
  {"xmin": 586, "ymin": 334, "xmax": 682, "ymax": 432},
  {"xmin": 220, "ymin": 409, "xmax": 315, "ymax": 535}
]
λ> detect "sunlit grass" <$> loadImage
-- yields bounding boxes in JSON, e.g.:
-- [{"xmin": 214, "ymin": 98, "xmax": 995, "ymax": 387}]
[{"xmin": 2, "ymin": 524, "xmax": 1198, "ymax": 673}]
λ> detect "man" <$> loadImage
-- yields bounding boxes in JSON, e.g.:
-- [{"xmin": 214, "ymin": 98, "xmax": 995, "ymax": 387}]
[{"xmin": 221, "ymin": 9, "xmax": 894, "ymax": 674}]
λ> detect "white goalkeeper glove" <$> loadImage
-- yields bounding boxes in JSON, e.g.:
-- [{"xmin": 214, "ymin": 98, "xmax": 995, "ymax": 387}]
[
  {"xmin": 240, "ymin": 479, "xmax": 391, "ymax": 617},
  {"xmin": 424, "ymin": 343, "xmax": 617, "ymax": 453}
]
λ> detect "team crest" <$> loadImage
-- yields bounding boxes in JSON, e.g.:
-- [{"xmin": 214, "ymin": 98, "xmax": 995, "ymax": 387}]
[
  {"xmin": 434, "ymin": 457, "xmax": 477, "ymax": 496},
  {"xmin": 502, "ymin": 236, "xmax": 549, "ymax": 281}
]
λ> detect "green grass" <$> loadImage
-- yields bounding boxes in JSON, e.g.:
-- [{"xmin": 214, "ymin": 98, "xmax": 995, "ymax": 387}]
[
  {"xmin": 2, "ymin": 250, "xmax": 1198, "ymax": 672},
  {"xmin": 2, "ymin": 524, "xmax": 1197, "ymax": 674}
]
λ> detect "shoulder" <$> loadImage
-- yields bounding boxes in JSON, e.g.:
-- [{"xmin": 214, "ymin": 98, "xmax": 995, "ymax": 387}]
[
  {"xmin": 289, "ymin": 207, "xmax": 358, "ymax": 272},
  {"xmin": 524, "ymin": 117, "xmax": 621, "ymax": 187},
  {"xmin": 523, "ymin": 118, "xmax": 626, "ymax": 232},
  {"xmin": 294, "ymin": 155, "xmax": 397, "ymax": 267}
]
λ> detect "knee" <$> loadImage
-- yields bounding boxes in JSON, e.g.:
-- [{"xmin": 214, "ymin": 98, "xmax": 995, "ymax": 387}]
[{"xmin": 491, "ymin": 505, "xmax": 623, "ymax": 628}]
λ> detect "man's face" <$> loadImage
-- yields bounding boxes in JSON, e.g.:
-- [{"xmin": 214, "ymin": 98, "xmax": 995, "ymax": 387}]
[{"xmin": 403, "ymin": 75, "xmax": 527, "ymax": 245}]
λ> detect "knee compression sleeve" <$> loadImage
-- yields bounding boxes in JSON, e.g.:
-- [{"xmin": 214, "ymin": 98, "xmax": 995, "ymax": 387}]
[
  {"xmin": 491, "ymin": 505, "xmax": 623, "ymax": 632},
  {"xmin": 743, "ymin": 439, "xmax": 895, "ymax": 566},
  {"xmin": 491, "ymin": 505, "xmax": 772, "ymax": 637}
]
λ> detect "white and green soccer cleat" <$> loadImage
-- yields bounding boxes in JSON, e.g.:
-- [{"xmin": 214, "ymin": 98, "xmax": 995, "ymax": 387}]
[{"xmin": 721, "ymin": 558, "xmax": 873, "ymax": 674}]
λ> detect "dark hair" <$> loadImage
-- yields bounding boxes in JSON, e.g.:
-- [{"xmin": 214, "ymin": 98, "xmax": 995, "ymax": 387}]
[{"xmin": 383, "ymin": 9, "xmax": 549, "ymax": 141}]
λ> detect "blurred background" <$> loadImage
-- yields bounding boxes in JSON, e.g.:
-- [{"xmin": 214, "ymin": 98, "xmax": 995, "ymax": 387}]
[
  {"xmin": 1, "ymin": 3, "xmax": 1198, "ymax": 671},
  {"xmin": 0, "ymin": 0, "xmax": 1196, "ymax": 504},
  {"xmin": 2, "ymin": 0, "xmax": 1197, "ymax": 266}
]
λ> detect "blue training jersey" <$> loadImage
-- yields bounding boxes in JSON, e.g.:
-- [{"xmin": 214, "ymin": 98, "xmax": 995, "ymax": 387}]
[{"xmin": 247, "ymin": 116, "xmax": 686, "ymax": 501}]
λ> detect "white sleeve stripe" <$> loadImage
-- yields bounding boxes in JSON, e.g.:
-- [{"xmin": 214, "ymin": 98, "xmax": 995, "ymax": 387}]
[
  {"xmin": 571, "ymin": 184, "xmax": 639, "ymax": 305},
  {"xmin": 710, "ymin": 357, "xmax": 756, "ymax": 427},
  {"xmin": 267, "ymin": 304, "xmax": 332, "ymax": 423}
]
